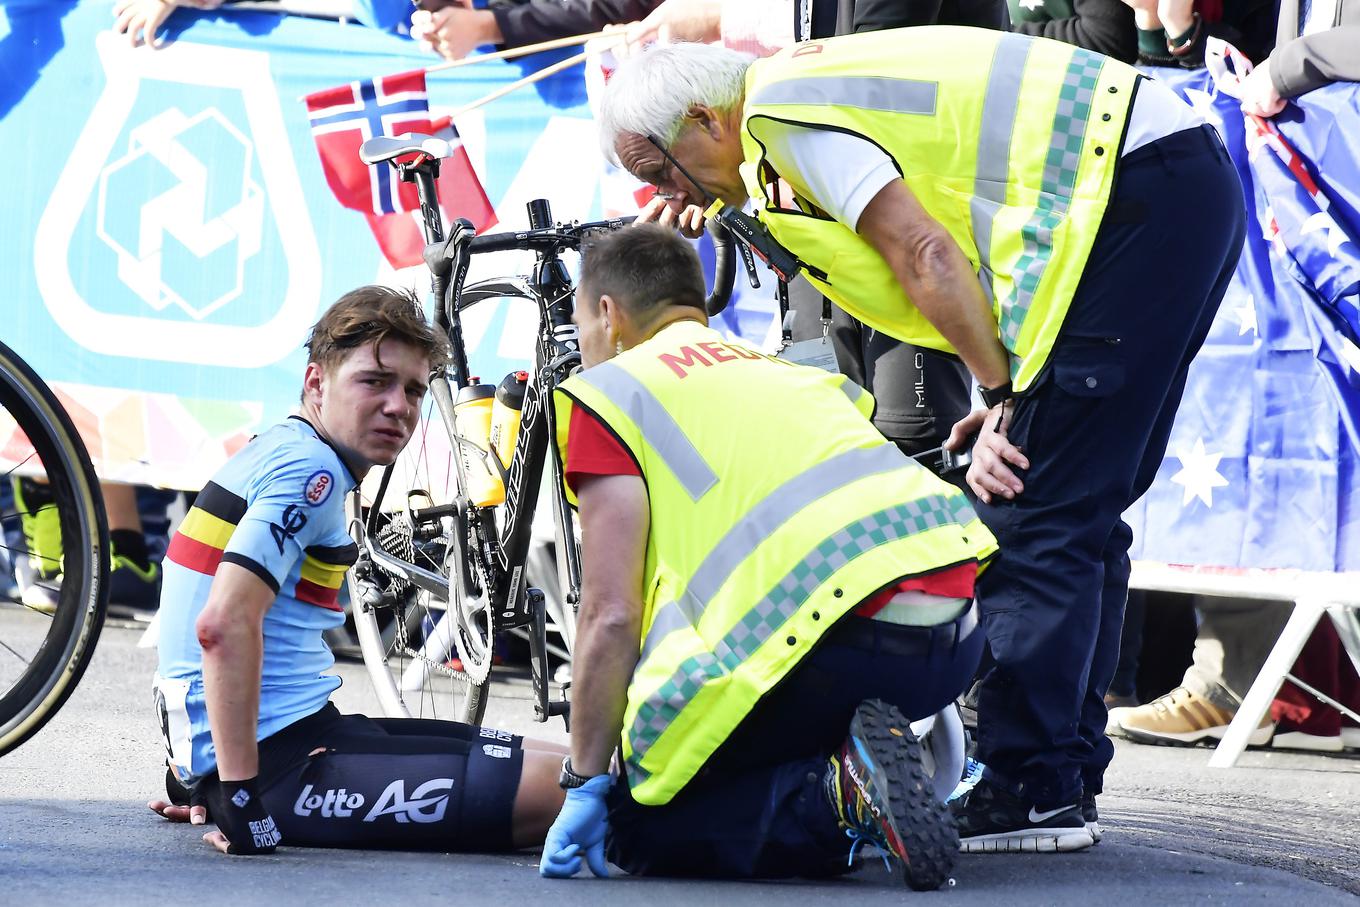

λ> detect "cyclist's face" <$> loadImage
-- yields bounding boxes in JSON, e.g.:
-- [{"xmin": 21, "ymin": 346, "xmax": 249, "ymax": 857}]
[{"xmin": 306, "ymin": 339, "xmax": 429, "ymax": 475}]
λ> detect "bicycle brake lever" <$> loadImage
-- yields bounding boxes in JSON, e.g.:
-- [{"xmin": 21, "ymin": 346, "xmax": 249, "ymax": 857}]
[
  {"xmin": 734, "ymin": 240, "xmax": 761, "ymax": 290},
  {"xmin": 421, "ymin": 219, "xmax": 474, "ymax": 278}
]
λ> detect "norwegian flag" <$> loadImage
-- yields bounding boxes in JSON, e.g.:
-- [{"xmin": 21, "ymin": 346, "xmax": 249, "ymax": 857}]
[
  {"xmin": 306, "ymin": 69, "xmax": 432, "ymax": 216},
  {"xmin": 304, "ymin": 71, "xmax": 497, "ymax": 267}
]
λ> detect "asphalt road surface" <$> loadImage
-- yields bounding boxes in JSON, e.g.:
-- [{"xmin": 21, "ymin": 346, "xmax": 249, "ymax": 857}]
[{"xmin": 3, "ymin": 616, "xmax": 1358, "ymax": 905}]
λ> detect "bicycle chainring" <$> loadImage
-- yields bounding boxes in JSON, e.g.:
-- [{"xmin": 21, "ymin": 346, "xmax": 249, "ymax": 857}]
[{"xmin": 446, "ymin": 523, "xmax": 495, "ymax": 687}]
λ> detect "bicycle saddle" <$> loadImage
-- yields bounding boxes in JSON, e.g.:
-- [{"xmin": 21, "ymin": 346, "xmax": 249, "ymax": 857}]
[{"xmin": 359, "ymin": 133, "xmax": 451, "ymax": 165}]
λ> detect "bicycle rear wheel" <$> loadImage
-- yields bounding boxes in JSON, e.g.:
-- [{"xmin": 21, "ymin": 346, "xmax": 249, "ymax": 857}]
[
  {"xmin": 0, "ymin": 341, "xmax": 109, "ymax": 756},
  {"xmin": 345, "ymin": 394, "xmax": 490, "ymax": 727}
]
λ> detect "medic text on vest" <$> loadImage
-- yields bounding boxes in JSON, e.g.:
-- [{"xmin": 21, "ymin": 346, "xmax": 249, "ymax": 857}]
[{"xmin": 658, "ymin": 341, "xmax": 793, "ymax": 379}]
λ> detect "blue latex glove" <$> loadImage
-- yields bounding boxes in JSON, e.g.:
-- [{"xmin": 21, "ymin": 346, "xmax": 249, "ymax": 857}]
[{"xmin": 539, "ymin": 773, "xmax": 612, "ymax": 879}]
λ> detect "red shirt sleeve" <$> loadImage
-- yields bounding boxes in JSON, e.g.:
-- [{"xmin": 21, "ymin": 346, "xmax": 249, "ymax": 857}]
[{"xmin": 565, "ymin": 405, "xmax": 641, "ymax": 493}]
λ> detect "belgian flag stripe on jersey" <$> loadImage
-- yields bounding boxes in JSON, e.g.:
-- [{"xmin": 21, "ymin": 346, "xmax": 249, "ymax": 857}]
[
  {"xmin": 294, "ymin": 549, "xmax": 353, "ymax": 611},
  {"xmin": 165, "ymin": 482, "xmax": 248, "ymax": 576}
]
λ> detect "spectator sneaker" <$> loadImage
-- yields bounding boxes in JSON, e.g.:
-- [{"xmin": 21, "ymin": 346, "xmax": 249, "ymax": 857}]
[
  {"xmin": 826, "ymin": 699, "xmax": 958, "ymax": 891},
  {"xmin": 1108, "ymin": 686, "xmax": 1273, "ymax": 746},
  {"xmin": 105, "ymin": 553, "xmax": 161, "ymax": 622},
  {"xmin": 951, "ymin": 776, "xmax": 1094, "ymax": 853},
  {"xmin": 1081, "ymin": 790, "xmax": 1102, "ymax": 844},
  {"xmin": 11, "ymin": 477, "xmax": 62, "ymax": 614}
]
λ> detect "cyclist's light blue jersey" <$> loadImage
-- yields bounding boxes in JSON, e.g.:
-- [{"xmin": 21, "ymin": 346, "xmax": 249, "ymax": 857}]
[{"xmin": 154, "ymin": 417, "xmax": 359, "ymax": 784}]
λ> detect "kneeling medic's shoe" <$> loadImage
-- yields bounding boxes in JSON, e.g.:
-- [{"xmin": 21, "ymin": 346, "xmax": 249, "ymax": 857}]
[
  {"xmin": 1108, "ymin": 686, "xmax": 1273, "ymax": 747},
  {"xmin": 826, "ymin": 699, "xmax": 958, "ymax": 891},
  {"xmin": 950, "ymin": 775, "xmax": 1094, "ymax": 853}
]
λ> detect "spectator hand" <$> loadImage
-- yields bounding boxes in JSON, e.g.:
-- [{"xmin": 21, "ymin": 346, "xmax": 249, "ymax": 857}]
[
  {"xmin": 621, "ymin": 0, "xmax": 724, "ymax": 56},
  {"xmin": 1240, "ymin": 61, "xmax": 1287, "ymax": 119},
  {"xmin": 961, "ymin": 402, "xmax": 1028, "ymax": 504},
  {"xmin": 112, "ymin": 0, "xmax": 181, "ymax": 49},
  {"xmin": 539, "ymin": 774, "xmax": 612, "ymax": 879},
  {"xmin": 637, "ymin": 196, "xmax": 708, "ymax": 239},
  {"xmin": 411, "ymin": 3, "xmax": 500, "ymax": 62},
  {"xmin": 1155, "ymin": 0, "xmax": 1195, "ymax": 37}
]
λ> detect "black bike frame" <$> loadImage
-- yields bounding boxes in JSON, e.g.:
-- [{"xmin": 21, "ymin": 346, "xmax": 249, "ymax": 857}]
[{"xmin": 361, "ymin": 157, "xmax": 581, "ymax": 636}]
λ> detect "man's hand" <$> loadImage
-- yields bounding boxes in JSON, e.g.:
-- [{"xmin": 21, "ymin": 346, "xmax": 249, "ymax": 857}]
[
  {"xmin": 636, "ymin": 195, "xmax": 708, "ymax": 238},
  {"xmin": 411, "ymin": 3, "xmax": 503, "ymax": 62},
  {"xmin": 203, "ymin": 777, "xmax": 282, "ymax": 856},
  {"xmin": 1240, "ymin": 61, "xmax": 1287, "ymax": 118},
  {"xmin": 112, "ymin": 0, "xmax": 222, "ymax": 48},
  {"xmin": 112, "ymin": 0, "xmax": 175, "ymax": 48},
  {"xmin": 953, "ymin": 403, "xmax": 1028, "ymax": 504},
  {"xmin": 147, "ymin": 799, "xmax": 208, "ymax": 825},
  {"xmin": 621, "ymin": 0, "xmax": 723, "ymax": 55},
  {"xmin": 539, "ymin": 774, "xmax": 612, "ymax": 879}
]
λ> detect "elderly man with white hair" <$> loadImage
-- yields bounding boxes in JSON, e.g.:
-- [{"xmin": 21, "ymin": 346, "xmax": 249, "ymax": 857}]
[{"xmin": 598, "ymin": 29, "xmax": 1246, "ymax": 855}]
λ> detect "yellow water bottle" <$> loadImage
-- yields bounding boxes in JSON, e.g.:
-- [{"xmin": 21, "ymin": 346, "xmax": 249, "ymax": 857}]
[
  {"xmin": 489, "ymin": 370, "xmax": 528, "ymax": 472},
  {"xmin": 454, "ymin": 380, "xmax": 504, "ymax": 507}
]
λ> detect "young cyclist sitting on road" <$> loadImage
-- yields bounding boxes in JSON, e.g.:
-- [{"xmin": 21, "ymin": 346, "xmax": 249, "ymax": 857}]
[{"xmin": 147, "ymin": 286, "xmax": 566, "ymax": 855}]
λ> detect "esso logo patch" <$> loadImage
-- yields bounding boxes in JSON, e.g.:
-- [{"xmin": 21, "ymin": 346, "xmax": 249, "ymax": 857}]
[{"xmin": 304, "ymin": 470, "xmax": 334, "ymax": 507}]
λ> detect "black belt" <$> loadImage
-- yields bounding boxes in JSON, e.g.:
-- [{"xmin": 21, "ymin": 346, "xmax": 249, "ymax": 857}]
[{"xmin": 833, "ymin": 601, "xmax": 980, "ymax": 659}]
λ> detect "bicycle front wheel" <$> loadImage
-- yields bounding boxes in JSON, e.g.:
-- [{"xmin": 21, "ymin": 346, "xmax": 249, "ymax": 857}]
[{"xmin": 0, "ymin": 341, "xmax": 109, "ymax": 756}]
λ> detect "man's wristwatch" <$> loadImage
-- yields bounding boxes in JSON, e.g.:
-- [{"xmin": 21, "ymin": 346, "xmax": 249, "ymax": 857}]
[
  {"xmin": 978, "ymin": 380, "xmax": 1013, "ymax": 409},
  {"xmin": 559, "ymin": 756, "xmax": 593, "ymax": 790}
]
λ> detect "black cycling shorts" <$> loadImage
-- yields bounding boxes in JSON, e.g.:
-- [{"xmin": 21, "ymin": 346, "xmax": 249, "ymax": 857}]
[{"xmin": 173, "ymin": 703, "xmax": 526, "ymax": 852}]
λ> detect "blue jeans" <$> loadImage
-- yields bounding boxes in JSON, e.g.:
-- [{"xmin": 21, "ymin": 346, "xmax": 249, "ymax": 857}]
[{"xmin": 605, "ymin": 606, "xmax": 984, "ymax": 878}]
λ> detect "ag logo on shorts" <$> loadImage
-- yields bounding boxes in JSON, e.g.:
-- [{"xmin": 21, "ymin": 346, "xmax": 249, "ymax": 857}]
[
  {"xmin": 362, "ymin": 778, "xmax": 455, "ymax": 824},
  {"xmin": 304, "ymin": 470, "xmax": 334, "ymax": 507}
]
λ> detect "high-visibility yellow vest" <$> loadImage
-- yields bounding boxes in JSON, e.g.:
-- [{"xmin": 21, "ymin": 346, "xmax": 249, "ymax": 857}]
[
  {"xmin": 553, "ymin": 321, "xmax": 996, "ymax": 805},
  {"xmin": 739, "ymin": 27, "xmax": 1140, "ymax": 392}
]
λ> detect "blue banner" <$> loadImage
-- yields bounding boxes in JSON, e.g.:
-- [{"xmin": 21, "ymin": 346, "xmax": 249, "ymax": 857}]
[{"xmin": 1124, "ymin": 66, "xmax": 1360, "ymax": 573}]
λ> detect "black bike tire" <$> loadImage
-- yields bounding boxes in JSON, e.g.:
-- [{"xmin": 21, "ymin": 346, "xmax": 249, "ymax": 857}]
[{"xmin": 0, "ymin": 340, "xmax": 109, "ymax": 756}]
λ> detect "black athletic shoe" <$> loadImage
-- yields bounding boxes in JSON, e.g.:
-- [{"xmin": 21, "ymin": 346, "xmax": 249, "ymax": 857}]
[
  {"xmin": 827, "ymin": 699, "xmax": 959, "ymax": 890},
  {"xmin": 1080, "ymin": 790, "xmax": 1102, "ymax": 844},
  {"xmin": 951, "ymin": 776, "xmax": 1094, "ymax": 853}
]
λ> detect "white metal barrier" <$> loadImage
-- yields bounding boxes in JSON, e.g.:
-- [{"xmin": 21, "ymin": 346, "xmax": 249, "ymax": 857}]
[{"xmin": 1129, "ymin": 562, "xmax": 1360, "ymax": 767}]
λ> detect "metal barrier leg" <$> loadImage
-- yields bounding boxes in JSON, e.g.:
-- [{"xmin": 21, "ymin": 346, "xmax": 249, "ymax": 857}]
[
  {"xmin": 1207, "ymin": 598, "xmax": 1330, "ymax": 768},
  {"xmin": 1328, "ymin": 604, "xmax": 1360, "ymax": 684}
]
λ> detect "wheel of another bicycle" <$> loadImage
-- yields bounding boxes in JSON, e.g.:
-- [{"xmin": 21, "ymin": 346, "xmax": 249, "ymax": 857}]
[
  {"xmin": 0, "ymin": 341, "xmax": 109, "ymax": 756},
  {"xmin": 345, "ymin": 489, "xmax": 489, "ymax": 727}
]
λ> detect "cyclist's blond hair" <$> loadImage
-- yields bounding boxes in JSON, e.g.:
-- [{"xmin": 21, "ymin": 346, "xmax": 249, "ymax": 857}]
[{"xmin": 305, "ymin": 286, "xmax": 449, "ymax": 375}]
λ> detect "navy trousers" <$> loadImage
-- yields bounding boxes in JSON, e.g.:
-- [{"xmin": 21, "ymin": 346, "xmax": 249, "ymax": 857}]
[
  {"xmin": 973, "ymin": 124, "xmax": 1247, "ymax": 807},
  {"xmin": 606, "ymin": 607, "xmax": 985, "ymax": 878}
]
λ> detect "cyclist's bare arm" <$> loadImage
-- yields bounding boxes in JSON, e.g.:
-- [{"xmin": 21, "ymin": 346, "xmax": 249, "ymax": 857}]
[{"xmin": 197, "ymin": 563, "xmax": 275, "ymax": 783}]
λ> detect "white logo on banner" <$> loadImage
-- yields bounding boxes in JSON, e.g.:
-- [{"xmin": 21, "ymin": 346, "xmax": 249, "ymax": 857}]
[
  {"xmin": 97, "ymin": 108, "xmax": 264, "ymax": 320},
  {"xmin": 34, "ymin": 32, "xmax": 321, "ymax": 367}
]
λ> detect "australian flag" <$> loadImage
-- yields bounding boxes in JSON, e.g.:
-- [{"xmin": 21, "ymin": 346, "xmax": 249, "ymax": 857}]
[
  {"xmin": 1125, "ymin": 46, "xmax": 1360, "ymax": 573},
  {"xmin": 304, "ymin": 69, "xmax": 496, "ymax": 267}
]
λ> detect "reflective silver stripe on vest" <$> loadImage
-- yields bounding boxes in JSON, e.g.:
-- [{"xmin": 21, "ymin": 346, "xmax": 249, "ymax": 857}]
[
  {"xmin": 628, "ymin": 494, "xmax": 976, "ymax": 764},
  {"xmin": 638, "ymin": 444, "xmax": 906, "ymax": 664},
  {"xmin": 970, "ymin": 33, "xmax": 1033, "ymax": 291},
  {"xmin": 840, "ymin": 377, "xmax": 868, "ymax": 410},
  {"xmin": 751, "ymin": 76, "xmax": 938, "ymax": 117},
  {"xmin": 577, "ymin": 362, "xmax": 718, "ymax": 501}
]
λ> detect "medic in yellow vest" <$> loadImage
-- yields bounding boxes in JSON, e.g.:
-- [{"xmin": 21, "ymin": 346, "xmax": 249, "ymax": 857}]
[
  {"xmin": 540, "ymin": 224, "xmax": 996, "ymax": 885},
  {"xmin": 598, "ymin": 29, "xmax": 1245, "ymax": 856}
]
